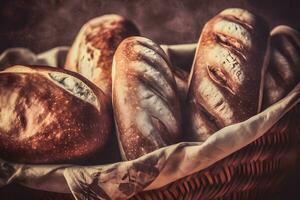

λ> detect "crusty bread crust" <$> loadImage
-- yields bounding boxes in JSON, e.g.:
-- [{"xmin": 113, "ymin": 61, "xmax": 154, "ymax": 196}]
[
  {"xmin": 186, "ymin": 8, "xmax": 269, "ymax": 141},
  {"xmin": 0, "ymin": 65, "xmax": 112, "ymax": 163},
  {"xmin": 112, "ymin": 36, "xmax": 182, "ymax": 160},
  {"xmin": 65, "ymin": 14, "xmax": 139, "ymax": 97}
]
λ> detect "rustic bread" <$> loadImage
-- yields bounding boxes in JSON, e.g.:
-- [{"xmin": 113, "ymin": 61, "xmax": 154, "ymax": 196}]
[
  {"xmin": 0, "ymin": 65, "xmax": 112, "ymax": 163},
  {"xmin": 186, "ymin": 8, "xmax": 269, "ymax": 141},
  {"xmin": 112, "ymin": 36, "xmax": 182, "ymax": 160},
  {"xmin": 65, "ymin": 14, "xmax": 139, "ymax": 96}
]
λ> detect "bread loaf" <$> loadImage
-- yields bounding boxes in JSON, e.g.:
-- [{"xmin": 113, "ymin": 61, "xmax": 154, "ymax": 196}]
[
  {"xmin": 186, "ymin": 8, "xmax": 269, "ymax": 141},
  {"xmin": 263, "ymin": 25, "xmax": 300, "ymax": 108},
  {"xmin": 65, "ymin": 14, "xmax": 139, "ymax": 96},
  {"xmin": 112, "ymin": 36, "xmax": 182, "ymax": 160},
  {"xmin": 0, "ymin": 65, "xmax": 112, "ymax": 163}
]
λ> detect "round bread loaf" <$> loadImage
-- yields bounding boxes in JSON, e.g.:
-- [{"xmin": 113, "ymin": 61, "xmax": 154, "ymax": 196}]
[
  {"xmin": 0, "ymin": 65, "xmax": 112, "ymax": 163},
  {"xmin": 65, "ymin": 14, "xmax": 140, "ymax": 97},
  {"xmin": 112, "ymin": 36, "xmax": 182, "ymax": 160},
  {"xmin": 263, "ymin": 25, "xmax": 300, "ymax": 108},
  {"xmin": 186, "ymin": 8, "xmax": 269, "ymax": 141}
]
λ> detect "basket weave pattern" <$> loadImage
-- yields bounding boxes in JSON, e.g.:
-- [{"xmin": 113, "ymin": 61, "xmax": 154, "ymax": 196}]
[{"xmin": 133, "ymin": 104, "xmax": 300, "ymax": 200}]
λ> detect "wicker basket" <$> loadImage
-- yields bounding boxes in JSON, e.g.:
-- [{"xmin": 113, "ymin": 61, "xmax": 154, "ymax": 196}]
[
  {"xmin": 2, "ymin": 103, "xmax": 298, "ymax": 200},
  {"xmin": 132, "ymin": 104, "xmax": 300, "ymax": 200}
]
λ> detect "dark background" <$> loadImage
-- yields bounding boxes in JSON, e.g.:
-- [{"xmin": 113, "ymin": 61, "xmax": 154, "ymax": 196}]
[
  {"xmin": 0, "ymin": 0, "xmax": 300, "ymax": 53},
  {"xmin": 1, "ymin": 0, "xmax": 300, "ymax": 199}
]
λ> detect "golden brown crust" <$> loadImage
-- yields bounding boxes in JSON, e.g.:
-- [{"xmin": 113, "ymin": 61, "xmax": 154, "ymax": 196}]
[
  {"xmin": 186, "ymin": 8, "xmax": 269, "ymax": 141},
  {"xmin": 0, "ymin": 65, "xmax": 112, "ymax": 163},
  {"xmin": 65, "ymin": 14, "xmax": 139, "ymax": 97},
  {"xmin": 112, "ymin": 36, "xmax": 182, "ymax": 160}
]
